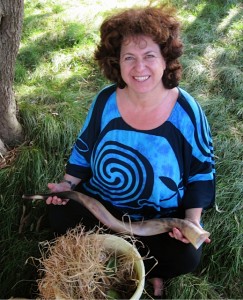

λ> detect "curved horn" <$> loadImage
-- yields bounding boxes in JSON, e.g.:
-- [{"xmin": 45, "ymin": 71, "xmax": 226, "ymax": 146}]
[{"xmin": 22, "ymin": 191, "xmax": 210, "ymax": 249}]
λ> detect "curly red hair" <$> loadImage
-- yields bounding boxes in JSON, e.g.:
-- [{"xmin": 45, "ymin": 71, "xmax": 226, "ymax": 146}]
[{"xmin": 94, "ymin": 5, "xmax": 183, "ymax": 89}]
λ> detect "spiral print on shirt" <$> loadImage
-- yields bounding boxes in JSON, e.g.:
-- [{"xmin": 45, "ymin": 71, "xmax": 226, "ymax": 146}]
[{"xmin": 88, "ymin": 141, "xmax": 153, "ymax": 205}]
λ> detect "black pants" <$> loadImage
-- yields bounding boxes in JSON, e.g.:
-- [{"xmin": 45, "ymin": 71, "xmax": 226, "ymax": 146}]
[{"xmin": 48, "ymin": 200, "xmax": 202, "ymax": 279}]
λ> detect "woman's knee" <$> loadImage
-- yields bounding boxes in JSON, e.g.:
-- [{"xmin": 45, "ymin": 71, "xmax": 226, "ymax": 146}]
[
  {"xmin": 138, "ymin": 234, "xmax": 202, "ymax": 278},
  {"xmin": 177, "ymin": 244, "xmax": 202, "ymax": 274}
]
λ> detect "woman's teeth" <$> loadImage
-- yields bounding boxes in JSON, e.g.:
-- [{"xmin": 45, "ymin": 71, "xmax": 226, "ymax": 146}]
[{"xmin": 134, "ymin": 76, "xmax": 149, "ymax": 82}]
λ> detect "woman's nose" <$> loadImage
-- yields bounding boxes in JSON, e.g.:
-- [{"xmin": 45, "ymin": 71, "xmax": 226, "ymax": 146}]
[{"xmin": 134, "ymin": 58, "xmax": 146, "ymax": 71}]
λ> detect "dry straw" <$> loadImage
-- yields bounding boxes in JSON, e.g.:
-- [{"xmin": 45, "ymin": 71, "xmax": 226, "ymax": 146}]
[{"xmin": 36, "ymin": 225, "xmax": 144, "ymax": 299}]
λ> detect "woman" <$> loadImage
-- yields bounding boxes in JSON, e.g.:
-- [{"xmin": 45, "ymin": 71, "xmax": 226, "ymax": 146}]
[{"xmin": 47, "ymin": 5, "xmax": 215, "ymax": 297}]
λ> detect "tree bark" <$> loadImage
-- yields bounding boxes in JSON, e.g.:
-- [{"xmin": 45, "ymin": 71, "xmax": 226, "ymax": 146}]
[{"xmin": 0, "ymin": 0, "xmax": 24, "ymax": 154}]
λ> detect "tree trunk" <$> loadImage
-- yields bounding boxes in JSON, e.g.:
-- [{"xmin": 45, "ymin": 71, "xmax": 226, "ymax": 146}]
[{"xmin": 0, "ymin": 0, "xmax": 24, "ymax": 154}]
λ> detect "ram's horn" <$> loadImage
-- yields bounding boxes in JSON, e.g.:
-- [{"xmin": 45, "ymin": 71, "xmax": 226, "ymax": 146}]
[{"xmin": 22, "ymin": 191, "xmax": 210, "ymax": 249}]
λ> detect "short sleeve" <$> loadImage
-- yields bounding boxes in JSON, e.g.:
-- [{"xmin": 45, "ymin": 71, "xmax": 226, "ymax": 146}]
[
  {"xmin": 66, "ymin": 85, "xmax": 116, "ymax": 179},
  {"xmin": 182, "ymin": 97, "xmax": 215, "ymax": 209}
]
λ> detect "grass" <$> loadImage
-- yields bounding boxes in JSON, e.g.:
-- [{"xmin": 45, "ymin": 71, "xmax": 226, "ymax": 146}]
[{"xmin": 0, "ymin": 0, "xmax": 242, "ymax": 298}]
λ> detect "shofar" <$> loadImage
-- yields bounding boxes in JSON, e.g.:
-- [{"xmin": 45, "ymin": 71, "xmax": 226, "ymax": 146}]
[{"xmin": 22, "ymin": 191, "xmax": 210, "ymax": 249}]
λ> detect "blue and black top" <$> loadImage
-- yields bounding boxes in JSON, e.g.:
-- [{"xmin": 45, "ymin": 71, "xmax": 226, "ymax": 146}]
[{"xmin": 66, "ymin": 85, "xmax": 215, "ymax": 220}]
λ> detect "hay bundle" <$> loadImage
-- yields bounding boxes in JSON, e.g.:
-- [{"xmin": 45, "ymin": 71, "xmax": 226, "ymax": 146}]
[{"xmin": 37, "ymin": 226, "xmax": 143, "ymax": 299}]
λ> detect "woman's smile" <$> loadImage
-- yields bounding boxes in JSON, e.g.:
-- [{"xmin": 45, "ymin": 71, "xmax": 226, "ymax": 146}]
[{"xmin": 133, "ymin": 75, "xmax": 150, "ymax": 82}]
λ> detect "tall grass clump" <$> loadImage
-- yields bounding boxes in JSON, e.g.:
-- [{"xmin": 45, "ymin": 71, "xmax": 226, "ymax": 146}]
[{"xmin": 0, "ymin": 0, "xmax": 242, "ymax": 298}]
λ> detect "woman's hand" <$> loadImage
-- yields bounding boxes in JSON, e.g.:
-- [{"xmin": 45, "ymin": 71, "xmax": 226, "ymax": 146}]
[
  {"xmin": 46, "ymin": 175, "xmax": 81, "ymax": 205},
  {"xmin": 46, "ymin": 182, "xmax": 70, "ymax": 205},
  {"xmin": 168, "ymin": 218, "xmax": 211, "ymax": 244},
  {"xmin": 169, "ymin": 208, "xmax": 211, "ymax": 244},
  {"xmin": 168, "ymin": 227, "xmax": 191, "ymax": 244}
]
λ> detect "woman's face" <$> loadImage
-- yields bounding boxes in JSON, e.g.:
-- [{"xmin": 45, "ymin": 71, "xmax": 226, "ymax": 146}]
[{"xmin": 119, "ymin": 35, "xmax": 166, "ymax": 95}]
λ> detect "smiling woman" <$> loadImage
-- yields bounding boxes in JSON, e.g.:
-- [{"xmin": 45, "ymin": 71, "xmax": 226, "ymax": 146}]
[
  {"xmin": 45, "ymin": 4, "xmax": 215, "ymax": 298},
  {"xmin": 1, "ymin": 0, "xmax": 242, "ymax": 298}
]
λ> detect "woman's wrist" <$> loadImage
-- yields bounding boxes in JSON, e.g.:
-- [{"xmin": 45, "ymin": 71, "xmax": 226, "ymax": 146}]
[
  {"xmin": 185, "ymin": 208, "xmax": 203, "ymax": 225},
  {"xmin": 61, "ymin": 179, "xmax": 77, "ymax": 190}
]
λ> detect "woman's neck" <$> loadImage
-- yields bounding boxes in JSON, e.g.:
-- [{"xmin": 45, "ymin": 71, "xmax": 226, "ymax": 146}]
[
  {"xmin": 116, "ymin": 86, "xmax": 179, "ymax": 130},
  {"xmin": 119, "ymin": 85, "xmax": 170, "ymax": 111}
]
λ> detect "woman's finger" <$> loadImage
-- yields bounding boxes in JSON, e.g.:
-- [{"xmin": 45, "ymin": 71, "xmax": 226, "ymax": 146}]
[{"xmin": 169, "ymin": 228, "xmax": 190, "ymax": 243}]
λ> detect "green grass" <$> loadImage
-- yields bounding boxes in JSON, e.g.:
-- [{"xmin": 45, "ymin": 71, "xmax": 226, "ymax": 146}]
[{"xmin": 0, "ymin": 0, "xmax": 242, "ymax": 298}]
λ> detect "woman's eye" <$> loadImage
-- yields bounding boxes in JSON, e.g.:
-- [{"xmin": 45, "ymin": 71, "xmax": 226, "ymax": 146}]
[
  {"xmin": 124, "ymin": 56, "xmax": 134, "ymax": 61},
  {"xmin": 145, "ymin": 54, "xmax": 155, "ymax": 59}
]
